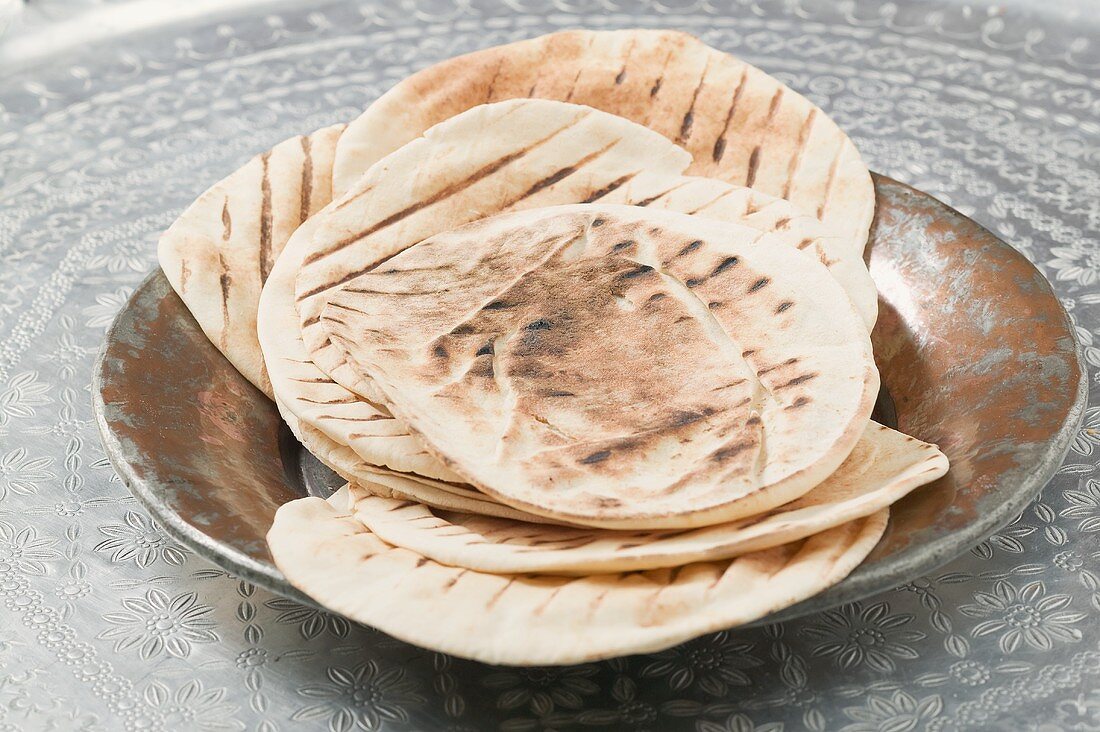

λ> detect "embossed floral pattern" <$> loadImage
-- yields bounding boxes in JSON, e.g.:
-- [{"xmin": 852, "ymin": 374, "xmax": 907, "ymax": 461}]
[
  {"xmin": 641, "ymin": 632, "xmax": 762, "ymax": 696},
  {"xmin": 97, "ymin": 589, "xmax": 218, "ymax": 659},
  {"xmin": 0, "ymin": 521, "xmax": 61, "ymax": 576},
  {"xmin": 802, "ymin": 603, "xmax": 925, "ymax": 672},
  {"xmin": 481, "ymin": 664, "xmax": 599, "ymax": 715},
  {"xmin": 840, "ymin": 691, "xmax": 943, "ymax": 732},
  {"xmin": 94, "ymin": 511, "xmax": 189, "ymax": 567},
  {"xmin": 0, "ymin": 448, "xmax": 53, "ymax": 501},
  {"xmin": 141, "ymin": 680, "xmax": 244, "ymax": 731},
  {"xmin": 959, "ymin": 581, "xmax": 1087, "ymax": 653},
  {"xmin": 292, "ymin": 661, "xmax": 424, "ymax": 731}
]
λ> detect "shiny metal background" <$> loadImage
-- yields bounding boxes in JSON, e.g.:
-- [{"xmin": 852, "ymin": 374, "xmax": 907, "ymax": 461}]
[{"xmin": 1, "ymin": 1, "xmax": 1098, "ymax": 730}]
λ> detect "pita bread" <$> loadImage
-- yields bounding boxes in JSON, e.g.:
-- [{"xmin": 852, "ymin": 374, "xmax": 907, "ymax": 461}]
[
  {"xmin": 159, "ymin": 124, "xmax": 345, "ymax": 396},
  {"xmin": 350, "ymin": 422, "xmax": 945, "ymax": 574},
  {"xmin": 268, "ymin": 99, "xmax": 689, "ymax": 477},
  {"xmin": 321, "ymin": 205, "xmax": 878, "ymax": 529},
  {"xmin": 260, "ymin": 209, "xmax": 463, "ymax": 480},
  {"xmin": 599, "ymin": 172, "xmax": 877, "ymax": 328},
  {"xmin": 293, "ymin": 416, "xmax": 566, "ymax": 524},
  {"xmin": 295, "ymin": 99, "xmax": 691, "ymax": 390},
  {"xmin": 268, "ymin": 494, "xmax": 888, "ymax": 665},
  {"xmin": 280, "ymin": 101, "xmax": 874, "ymax": 488},
  {"xmin": 332, "ymin": 29, "xmax": 874, "ymax": 258}
]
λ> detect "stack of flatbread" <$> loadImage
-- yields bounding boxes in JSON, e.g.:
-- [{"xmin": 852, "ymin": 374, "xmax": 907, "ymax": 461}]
[{"xmin": 159, "ymin": 29, "xmax": 948, "ymax": 665}]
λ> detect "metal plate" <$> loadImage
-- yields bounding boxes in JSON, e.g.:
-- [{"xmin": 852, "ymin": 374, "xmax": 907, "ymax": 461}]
[{"xmin": 92, "ymin": 174, "xmax": 1086, "ymax": 628}]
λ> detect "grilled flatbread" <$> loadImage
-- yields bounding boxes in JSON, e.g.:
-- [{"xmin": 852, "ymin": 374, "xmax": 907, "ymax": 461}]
[
  {"xmin": 350, "ymin": 422, "xmax": 945, "ymax": 573},
  {"xmin": 320, "ymin": 205, "xmax": 878, "ymax": 529},
  {"xmin": 332, "ymin": 29, "xmax": 874, "ymax": 258},
  {"xmin": 268, "ymin": 493, "xmax": 888, "ymax": 665},
  {"xmin": 159, "ymin": 124, "xmax": 345, "ymax": 395},
  {"xmin": 295, "ymin": 99, "xmax": 691, "ymax": 392}
]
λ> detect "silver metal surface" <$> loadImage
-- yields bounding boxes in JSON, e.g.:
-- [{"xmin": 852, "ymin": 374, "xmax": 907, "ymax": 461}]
[{"xmin": 1, "ymin": 1, "xmax": 1099, "ymax": 730}]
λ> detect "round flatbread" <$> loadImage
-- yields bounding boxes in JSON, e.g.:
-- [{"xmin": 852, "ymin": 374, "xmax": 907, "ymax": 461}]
[
  {"xmin": 350, "ymin": 422, "xmax": 945, "ymax": 574},
  {"xmin": 320, "ymin": 205, "xmax": 878, "ymax": 529},
  {"xmin": 159, "ymin": 123, "xmax": 345, "ymax": 396},
  {"xmin": 268, "ymin": 493, "xmax": 888, "ymax": 665},
  {"xmin": 293, "ymin": 416, "xmax": 566, "ymax": 524},
  {"xmin": 332, "ymin": 29, "xmax": 874, "ymax": 257}
]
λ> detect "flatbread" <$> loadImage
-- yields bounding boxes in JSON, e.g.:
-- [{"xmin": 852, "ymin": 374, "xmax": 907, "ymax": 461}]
[
  {"xmin": 269, "ymin": 99, "xmax": 689, "ymax": 477},
  {"xmin": 268, "ymin": 494, "xmax": 888, "ymax": 665},
  {"xmin": 321, "ymin": 205, "xmax": 878, "ymax": 529},
  {"xmin": 295, "ymin": 99, "xmax": 691, "ymax": 392},
  {"xmin": 599, "ymin": 172, "xmax": 877, "ymax": 328},
  {"xmin": 332, "ymin": 29, "xmax": 874, "ymax": 257},
  {"xmin": 350, "ymin": 422, "xmax": 945, "ymax": 574},
  {"xmin": 293, "ymin": 416, "xmax": 566, "ymax": 524},
  {"xmin": 260, "ymin": 209, "xmax": 462, "ymax": 480},
  {"xmin": 159, "ymin": 124, "xmax": 345, "ymax": 396},
  {"xmin": 279, "ymin": 101, "xmax": 874, "ymax": 489}
]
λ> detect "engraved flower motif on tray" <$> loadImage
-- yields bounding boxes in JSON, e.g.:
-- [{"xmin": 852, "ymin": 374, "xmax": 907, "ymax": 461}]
[
  {"xmin": 481, "ymin": 664, "xmax": 599, "ymax": 716},
  {"xmin": 1062, "ymin": 481, "xmax": 1100, "ymax": 534},
  {"xmin": 81, "ymin": 286, "xmax": 133, "ymax": 329},
  {"xmin": 640, "ymin": 632, "xmax": 762, "ymax": 696},
  {"xmin": 264, "ymin": 597, "xmax": 351, "ymax": 640},
  {"xmin": 0, "ymin": 372, "xmax": 51, "ymax": 427},
  {"xmin": 93, "ymin": 510, "xmax": 189, "ymax": 568},
  {"xmin": 1045, "ymin": 243, "xmax": 1100, "ymax": 287},
  {"xmin": 97, "ymin": 589, "xmax": 218, "ymax": 659},
  {"xmin": 0, "ymin": 521, "xmax": 62, "ymax": 577},
  {"xmin": 959, "ymin": 581, "xmax": 1087, "ymax": 653},
  {"xmin": 0, "ymin": 447, "xmax": 53, "ymax": 501},
  {"xmin": 840, "ymin": 691, "xmax": 943, "ymax": 732},
  {"xmin": 291, "ymin": 660, "xmax": 424, "ymax": 732},
  {"xmin": 801, "ymin": 602, "xmax": 925, "ymax": 672},
  {"xmin": 133, "ymin": 679, "xmax": 243, "ymax": 731},
  {"xmin": 698, "ymin": 712, "xmax": 784, "ymax": 732}
]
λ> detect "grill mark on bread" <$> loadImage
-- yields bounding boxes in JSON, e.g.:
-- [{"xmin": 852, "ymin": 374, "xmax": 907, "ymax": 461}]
[
  {"xmin": 818, "ymin": 142, "xmax": 843, "ymax": 220},
  {"xmin": 178, "ymin": 259, "xmax": 190, "ymax": 294},
  {"xmin": 712, "ymin": 66, "xmax": 749, "ymax": 163},
  {"xmin": 299, "ymin": 115, "xmax": 588, "ymax": 274},
  {"xmin": 299, "ymin": 134, "xmax": 313, "ymax": 224},
  {"xmin": 776, "ymin": 301, "xmax": 793, "ymax": 313},
  {"xmin": 259, "ymin": 151, "xmax": 274, "ymax": 283},
  {"xmin": 485, "ymin": 577, "xmax": 516, "ymax": 609},
  {"xmin": 756, "ymin": 357, "xmax": 799, "ymax": 375},
  {"xmin": 217, "ymin": 199, "xmax": 232, "ymax": 349},
  {"xmin": 217, "ymin": 252, "xmax": 231, "ymax": 350},
  {"xmin": 484, "ymin": 58, "xmax": 504, "ymax": 103},
  {"xmin": 775, "ymin": 373, "xmax": 818, "ymax": 390},
  {"xmin": 316, "ymin": 413, "xmax": 389, "ymax": 422},
  {"xmin": 614, "ymin": 37, "xmax": 636, "ymax": 85},
  {"xmin": 648, "ymin": 48, "xmax": 674, "ymax": 99},
  {"xmin": 563, "ymin": 66, "xmax": 585, "ymax": 103},
  {"xmin": 677, "ymin": 239, "xmax": 703, "ymax": 256},
  {"xmin": 297, "ymin": 395, "xmax": 361, "ymax": 405},
  {"xmin": 581, "ymin": 171, "xmax": 639, "ymax": 203},
  {"xmin": 748, "ymin": 277, "xmax": 770, "ymax": 293},
  {"xmin": 711, "ymin": 256, "xmax": 739, "ymax": 276},
  {"xmin": 502, "ymin": 139, "xmax": 620, "ymax": 209},
  {"xmin": 745, "ymin": 89, "xmax": 784, "ymax": 188},
  {"xmin": 632, "ymin": 180, "xmax": 689, "ymax": 207},
  {"xmin": 678, "ymin": 57, "xmax": 711, "ymax": 143},
  {"xmin": 782, "ymin": 109, "xmax": 816, "ymax": 200},
  {"xmin": 441, "ymin": 570, "xmax": 468, "ymax": 592}
]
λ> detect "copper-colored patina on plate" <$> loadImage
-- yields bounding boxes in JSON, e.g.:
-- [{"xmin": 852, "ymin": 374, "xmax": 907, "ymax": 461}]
[{"xmin": 92, "ymin": 175, "xmax": 1086, "ymax": 624}]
